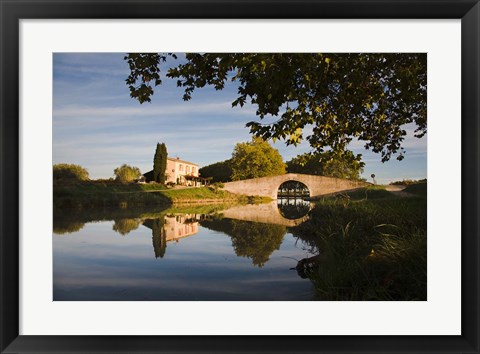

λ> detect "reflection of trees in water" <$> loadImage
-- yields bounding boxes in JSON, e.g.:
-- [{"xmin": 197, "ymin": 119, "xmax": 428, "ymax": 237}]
[
  {"xmin": 53, "ymin": 205, "xmax": 168, "ymax": 235},
  {"xmin": 231, "ymin": 221, "xmax": 286, "ymax": 267},
  {"xmin": 200, "ymin": 218, "xmax": 286, "ymax": 267},
  {"xmin": 53, "ymin": 205, "xmax": 224, "ymax": 238},
  {"xmin": 53, "ymin": 221, "xmax": 86, "ymax": 235},
  {"xmin": 277, "ymin": 198, "xmax": 311, "ymax": 220},
  {"xmin": 112, "ymin": 218, "xmax": 141, "ymax": 236},
  {"xmin": 143, "ymin": 218, "xmax": 167, "ymax": 258}
]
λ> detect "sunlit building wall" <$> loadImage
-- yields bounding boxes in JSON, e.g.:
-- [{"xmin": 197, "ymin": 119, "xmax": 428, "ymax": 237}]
[{"xmin": 166, "ymin": 157, "xmax": 199, "ymax": 185}]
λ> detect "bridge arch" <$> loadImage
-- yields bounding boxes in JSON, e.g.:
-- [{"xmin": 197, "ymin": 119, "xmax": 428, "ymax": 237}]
[
  {"xmin": 222, "ymin": 173, "xmax": 367, "ymax": 199},
  {"xmin": 276, "ymin": 179, "xmax": 311, "ymax": 199}
]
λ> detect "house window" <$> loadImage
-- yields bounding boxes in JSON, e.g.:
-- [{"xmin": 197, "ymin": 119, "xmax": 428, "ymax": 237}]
[
  {"xmin": 179, "ymin": 164, "xmax": 183, "ymax": 171},
  {"xmin": 192, "ymin": 167, "xmax": 195, "ymax": 174},
  {"xmin": 186, "ymin": 166, "xmax": 190, "ymax": 174}
]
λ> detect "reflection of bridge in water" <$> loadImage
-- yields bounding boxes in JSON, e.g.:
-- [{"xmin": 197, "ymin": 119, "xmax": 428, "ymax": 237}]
[
  {"xmin": 221, "ymin": 201, "xmax": 311, "ymax": 227},
  {"xmin": 142, "ymin": 200, "xmax": 310, "ymax": 247},
  {"xmin": 141, "ymin": 200, "xmax": 312, "ymax": 258}
]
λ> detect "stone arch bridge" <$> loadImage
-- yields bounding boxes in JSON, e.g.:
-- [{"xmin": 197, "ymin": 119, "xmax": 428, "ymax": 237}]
[{"xmin": 223, "ymin": 173, "xmax": 367, "ymax": 200}]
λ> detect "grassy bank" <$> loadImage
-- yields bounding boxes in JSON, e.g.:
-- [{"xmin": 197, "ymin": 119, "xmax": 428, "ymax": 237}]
[
  {"xmin": 53, "ymin": 180, "xmax": 265, "ymax": 208},
  {"xmin": 292, "ymin": 183, "xmax": 427, "ymax": 300},
  {"xmin": 403, "ymin": 181, "xmax": 427, "ymax": 196},
  {"xmin": 161, "ymin": 188, "xmax": 270, "ymax": 205},
  {"xmin": 54, "ymin": 181, "xmax": 170, "ymax": 208}
]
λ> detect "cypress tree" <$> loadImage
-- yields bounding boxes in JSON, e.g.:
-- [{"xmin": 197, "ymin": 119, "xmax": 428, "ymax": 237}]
[
  {"xmin": 153, "ymin": 143, "xmax": 162, "ymax": 183},
  {"xmin": 159, "ymin": 143, "xmax": 168, "ymax": 184},
  {"xmin": 153, "ymin": 142, "xmax": 168, "ymax": 184}
]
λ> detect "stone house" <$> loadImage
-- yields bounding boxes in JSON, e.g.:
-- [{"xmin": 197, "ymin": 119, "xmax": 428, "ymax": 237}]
[
  {"xmin": 166, "ymin": 157, "xmax": 200, "ymax": 185},
  {"xmin": 144, "ymin": 156, "xmax": 204, "ymax": 186}
]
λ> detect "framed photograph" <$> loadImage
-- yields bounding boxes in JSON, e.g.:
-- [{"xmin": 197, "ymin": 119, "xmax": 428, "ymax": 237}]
[{"xmin": 1, "ymin": 0, "xmax": 478, "ymax": 353}]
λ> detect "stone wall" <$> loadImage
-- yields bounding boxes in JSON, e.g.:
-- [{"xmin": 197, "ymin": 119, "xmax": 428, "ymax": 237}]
[{"xmin": 223, "ymin": 173, "xmax": 367, "ymax": 199}]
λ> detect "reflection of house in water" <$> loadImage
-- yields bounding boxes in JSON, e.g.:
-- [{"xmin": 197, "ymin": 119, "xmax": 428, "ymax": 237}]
[
  {"xmin": 142, "ymin": 214, "xmax": 200, "ymax": 258},
  {"xmin": 164, "ymin": 215, "xmax": 199, "ymax": 240}
]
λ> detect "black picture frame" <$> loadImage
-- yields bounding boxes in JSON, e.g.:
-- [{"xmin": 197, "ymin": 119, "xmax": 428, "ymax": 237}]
[{"xmin": 1, "ymin": 1, "xmax": 479, "ymax": 353}]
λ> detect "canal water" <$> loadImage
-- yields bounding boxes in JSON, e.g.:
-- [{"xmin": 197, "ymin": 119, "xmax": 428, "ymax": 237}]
[{"xmin": 53, "ymin": 200, "xmax": 316, "ymax": 301}]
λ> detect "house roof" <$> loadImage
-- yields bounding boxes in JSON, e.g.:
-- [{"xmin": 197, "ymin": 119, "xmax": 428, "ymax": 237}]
[{"xmin": 167, "ymin": 157, "xmax": 199, "ymax": 166}]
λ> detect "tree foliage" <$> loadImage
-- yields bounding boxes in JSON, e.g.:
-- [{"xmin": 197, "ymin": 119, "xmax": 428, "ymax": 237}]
[
  {"xmin": 53, "ymin": 163, "xmax": 89, "ymax": 183},
  {"xmin": 153, "ymin": 142, "xmax": 168, "ymax": 183},
  {"xmin": 125, "ymin": 53, "xmax": 426, "ymax": 163},
  {"xmin": 114, "ymin": 164, "xmax": 141, "ymax": 183},
  {"xmin": 112, "ymin": 218, "xmax": 141, "ymax": 236},
  {"xmin": 230, "ymin": 137, "xmax": 286, "ymax": 181},
  {"xmin": 125, "ymin": 53, "xmax": 177, "ymax": 103},
  {"xmin": 199, "ymin": 159, "xmax": 233, "ymax": 182},
  {"xmin": 287, "ymin": 151, "xmax": 365, "ymax": 180}
]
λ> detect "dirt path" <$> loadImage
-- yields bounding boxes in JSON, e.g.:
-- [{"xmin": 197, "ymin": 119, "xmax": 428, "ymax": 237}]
[
  {"xmin": 383, "ymin": 185, "xmax": 415, "ymax": 198},
  {"xmin": 384, "ymin": 185, "xmax": 406, "ymax": 192}
]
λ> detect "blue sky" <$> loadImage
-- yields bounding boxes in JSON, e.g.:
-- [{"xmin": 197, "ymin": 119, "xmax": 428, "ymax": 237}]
[{"xmin": 53, "ymin": 53, "xmax": 427, "ymax": 184}]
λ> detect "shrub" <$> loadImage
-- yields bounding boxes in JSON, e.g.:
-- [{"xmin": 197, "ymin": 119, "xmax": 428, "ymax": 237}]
[
  {"xmin": 53, "ymin": 163, "xmax": 89, "ymax": 182},
  {"xmin": 114, "ymin": 164, "xmax": 141, "ymax": 183},
  {"xmin": 390, "ymin": 178, "xmax": 427, "ymax": 186}
]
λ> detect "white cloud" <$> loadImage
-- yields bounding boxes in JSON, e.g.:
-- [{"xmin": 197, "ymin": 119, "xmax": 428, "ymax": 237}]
[{"xmin": 54, "ymin": 100, "xmax": 256, "ymax": 118}]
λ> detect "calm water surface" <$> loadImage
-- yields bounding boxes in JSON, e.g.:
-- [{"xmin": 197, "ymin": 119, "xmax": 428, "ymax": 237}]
[{"xmin": 53, "ymin": 200, "xmax": 316, "ymax": 301}]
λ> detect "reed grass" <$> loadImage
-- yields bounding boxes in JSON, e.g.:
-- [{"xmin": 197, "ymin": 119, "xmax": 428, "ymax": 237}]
[{"xmin": 292, "ymin": 184, "xmax": 427, "ymax": 300}]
